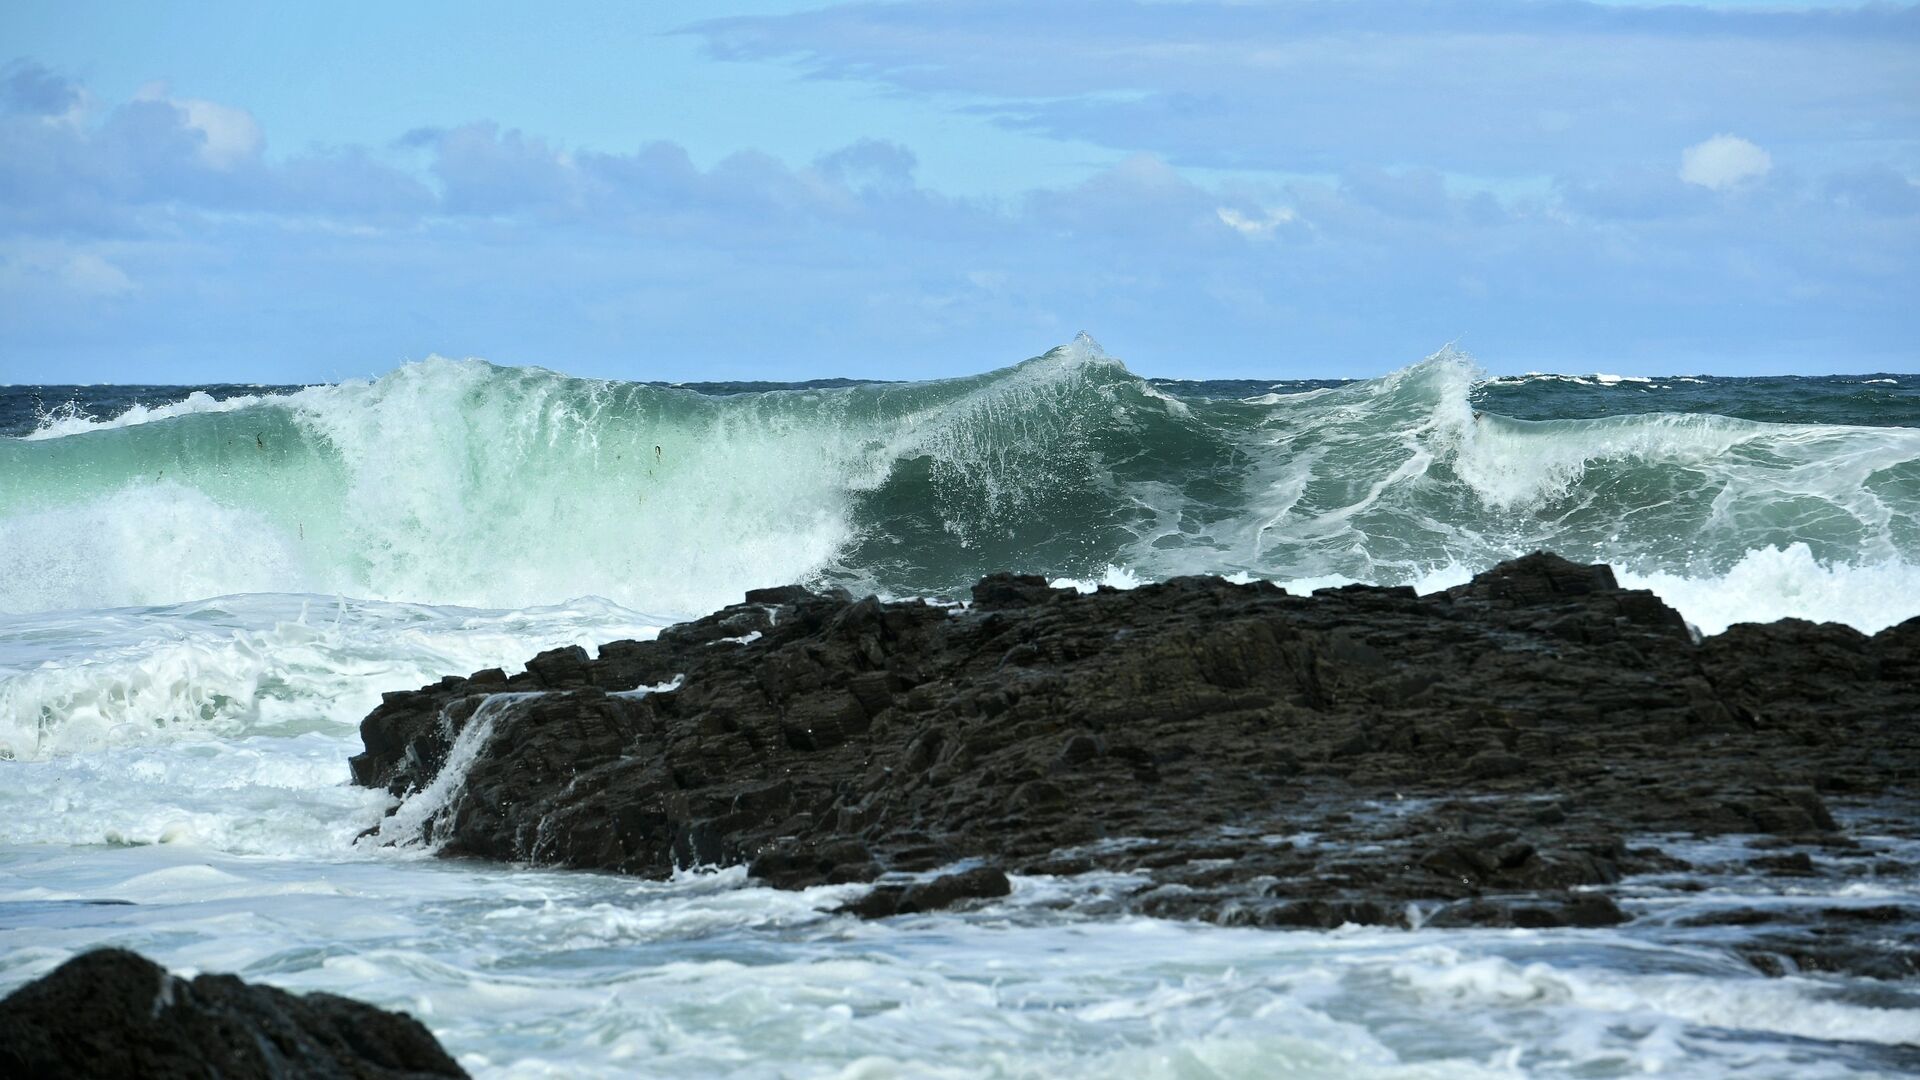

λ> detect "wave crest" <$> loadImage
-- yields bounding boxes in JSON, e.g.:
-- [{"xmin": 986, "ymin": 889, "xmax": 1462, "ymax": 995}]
[{"xmin": 3, "ymin": 340, "xmax": 1917, "ymax": 633}]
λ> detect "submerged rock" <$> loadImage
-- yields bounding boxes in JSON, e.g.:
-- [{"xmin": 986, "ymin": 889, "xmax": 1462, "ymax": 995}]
[
  {"xmin": 350, "ymin": 552, "xmax": 1919, "ymax": 929},
  {"xmin": 0, "ymin": 948, "xmax": 466, "ymax": 1079}
]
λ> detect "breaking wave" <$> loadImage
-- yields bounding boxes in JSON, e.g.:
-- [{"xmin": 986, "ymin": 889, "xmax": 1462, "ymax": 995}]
[{"xmin": 4, "ymin": 336, "xmax": 1917, "ymax": 630}]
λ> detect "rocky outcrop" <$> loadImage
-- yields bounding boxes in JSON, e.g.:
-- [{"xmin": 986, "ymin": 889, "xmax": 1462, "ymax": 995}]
[
  {"xmin": 0, "ymin": 948, "xmax": 466, "ymax": 1079},
  {"xmin": 350, "ymin": 553, "xmax": 1919, "ymax": 935}
]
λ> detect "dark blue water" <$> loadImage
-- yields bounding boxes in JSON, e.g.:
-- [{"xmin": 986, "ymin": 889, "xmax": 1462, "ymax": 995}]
[{"xmin": 7, "ymin": 371, "xmax": 1914, "ymax": 439}]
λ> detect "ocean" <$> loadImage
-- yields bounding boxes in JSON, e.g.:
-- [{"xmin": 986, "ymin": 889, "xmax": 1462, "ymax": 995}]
[{"xmin": 2, "ymin": 337, "xmax": 1917, "ymax": 1076}]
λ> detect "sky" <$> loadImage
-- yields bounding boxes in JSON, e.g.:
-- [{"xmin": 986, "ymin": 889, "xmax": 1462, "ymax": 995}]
[{"xmin": 1, "ymin": 0, "xmax": 1916, "ymax": 384}]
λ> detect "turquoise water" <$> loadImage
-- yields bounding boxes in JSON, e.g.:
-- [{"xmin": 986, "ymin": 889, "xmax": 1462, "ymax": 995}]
[{"xmin": 5, "ymin": 338, "xmax": 1917, "ymax": 618}]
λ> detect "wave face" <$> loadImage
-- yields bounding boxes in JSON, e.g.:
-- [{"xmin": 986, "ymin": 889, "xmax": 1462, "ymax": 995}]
[{"xmin": 4, "ymin": 338, "xmax": 1919, "ymax": 629}]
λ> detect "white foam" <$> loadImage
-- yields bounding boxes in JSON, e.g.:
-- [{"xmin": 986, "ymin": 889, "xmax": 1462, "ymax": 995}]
[
  {"xmin": 1619, "ymin": 542, "xmax": 1920, "ymax": 635},
  {"xmin": 1390, "ymin": 947, "xmax": 1920, "ymax": 1048},
  {"xmin": 3, "ymin": 845, "xmax": 1909, "ymax": 1077},
  {"xmin": 1045, "ymin": 545, "xmax": 1916, "ymax": 637},
  {"xmin": 1050, "ymin": 565, "xmax": 1144, "ymax": 593},
  {"xmin": 20, "ymin": 389, "xmax": 280, "ymax": 440},
  {"xmin": 1450, "ymin": 411, "xmax": 1762, "ymax": 511},
  {"xmin": 284, "ymin": 357, "xmax": 867, "ymax": 615},
  {"xmin": 0, "ymin": 731, "xmax": 390, "ymax": 853},
  {"xmin": 1240, "ymin": 387, "xmax": 1336, "ymax": 405},
  {"xmin": 0, "ymin": 592, "xmax": 665, "ymax": 760},
  {"xmin": 608, "ymin": 675, "xmax": 683, "ymax": 699},
  {"xmin": 0, "ymin": 482, "xmax": 311, "ymax": 614},
  {"xmin": 1492, "ymin": 372, "xmax": 1594, "ymax": 386}
]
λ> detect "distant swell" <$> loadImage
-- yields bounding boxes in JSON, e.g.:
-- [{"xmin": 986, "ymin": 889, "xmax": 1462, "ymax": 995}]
[{"xmin": 3, "ymin": 338, "xmax": 1918, "ymax": 631}]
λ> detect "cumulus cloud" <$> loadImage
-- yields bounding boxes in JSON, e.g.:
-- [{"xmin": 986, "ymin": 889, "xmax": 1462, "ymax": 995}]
[
  {"xmin": 134, "ymin": 82, "xmax": 263, "ymax": 169},
  {"xmin": 1, "ymin": 54, "xmax": 1916, "ymax": 382},
  {"xmin": 421, "ymin": 122, "xmax": 575, "ymax": 214},
  {"xmin": 395, "ymin": 122, "xmax": 965, "ymax": 240},
  {"xmin": 1679, "ymin": 134, "xmax": 1772, "ymax": 191},
  {"xmin": 0, "ymin": 68, "xmax": 429, "ymax": 232}
]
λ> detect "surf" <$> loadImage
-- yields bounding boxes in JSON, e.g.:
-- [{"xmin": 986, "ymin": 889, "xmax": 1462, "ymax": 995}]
[{"xmin": 3, "ymin": 337, "xmax": 1916, "ymax": 632}]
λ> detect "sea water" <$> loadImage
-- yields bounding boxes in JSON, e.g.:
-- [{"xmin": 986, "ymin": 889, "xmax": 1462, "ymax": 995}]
[{"xmin": 3, "ymin": 338, "xmax": 1917, "ymax": 1076}]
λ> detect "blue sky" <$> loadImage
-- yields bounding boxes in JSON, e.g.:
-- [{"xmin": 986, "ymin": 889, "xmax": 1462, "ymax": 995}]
[{"xmin": 1, "ymin": 1, "xmax": 1916, "ymax": 383}]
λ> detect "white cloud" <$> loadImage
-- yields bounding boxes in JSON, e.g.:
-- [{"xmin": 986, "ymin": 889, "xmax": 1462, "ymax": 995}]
[
  {"xmin": 1216, "ymin": 205, "xmax": 1295, "ymax": 237},
  {"xmin": 1679, "ymin": 134, "xmax": 1772, "ymax": 191},
  {"xmin": 135, "ymin": 81, "xmax": 263, "ymax": 168}
]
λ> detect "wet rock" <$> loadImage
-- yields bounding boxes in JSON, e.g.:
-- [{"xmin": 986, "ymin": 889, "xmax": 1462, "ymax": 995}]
[
  {"xmin": 0, "ymin": 948, "xmax": 465, "ymax": 1080},
  {"xmin": 351, "ymin": 551, "xmax": 1918, "ymax": 929},
  {"xmin": 838, "ymin": 866, "xmax": 1012, "ymax": 919},
  {"xmin": 1256, "ymin": 899, "xmax": 1402, "ymax": 929},
  {"xmin": 1748, "ymin": 851, "xmax": 1819, "ymax": 877},
  {"xmin": 970, "ymin": 573, "xmax": 1065, "ymax": 611},
  {"xmin": 1741, "ymin": 937, "xmax": 1920, "ymax": 981},
  {"xmin": 1426, "ymin": 893, "xmax": 1629, "ymax": 929}
]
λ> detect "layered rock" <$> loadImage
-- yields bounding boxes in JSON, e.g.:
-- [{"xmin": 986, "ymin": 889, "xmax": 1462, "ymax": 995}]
[
  {"xmin": 0, "ymin": 948, "xmax": 466, "ymax": 1079},
  {"xmin": 350, "ymin": 553, "xmax": 1919, "ymax": 936}
]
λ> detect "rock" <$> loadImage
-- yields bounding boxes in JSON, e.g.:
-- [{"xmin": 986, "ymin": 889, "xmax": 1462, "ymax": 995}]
[
  {"xmin": 349, "ymin": 551, "xmax": 1918, "ymax": 929},
  {"xmin": 0, "ymin": 948, "xmax": 465, "ymax": 1080},
  {"xmin": 839, "ymin": 865, "xmax": 1013, "ymax": 919},
  {"xmin": 1426, "ymin": 893, "xmax": 1629, "ymax": 929},
  {"xmin": 1256, "ymin": 899, "xmax": 1401, "ymax": 929},
  {"xmin": 1749, "ymin": 851, "xmax": 1819, "ymax": 876},
  {"xmin": 970, "ymin": 573, "xmax": 1063, "ymax": 610}
]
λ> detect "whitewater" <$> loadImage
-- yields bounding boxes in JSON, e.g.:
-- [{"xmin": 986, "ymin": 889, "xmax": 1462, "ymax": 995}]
[{"xmin": 3, "ymin": 338, "xmax": 1918, "ymax": 1077}]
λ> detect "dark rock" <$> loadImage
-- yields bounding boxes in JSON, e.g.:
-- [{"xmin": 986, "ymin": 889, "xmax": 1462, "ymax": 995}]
[
  {"xmin": 523, "ymin": 645, "xmax": 591, "ymax": 689},
  {"xmin": 349, "ymin": 553, "xmax": 1919, "ymax": 931},
  {"xmin": 1748, "ymin": 851, "xmax": 1818, "ymax": 877},
  {"xmin": 1427, "ymin": 893, "xmax": 1629, "ymax": 929},
  {"xmin": 744, "ymin": 585, "xmax": 814, "ymax": 605},
  {"xmin": 970, "ymin": 573, "xmax": 1062, "ymax": 610},
  {"xmin": 838, "ymin": 866, "xmax": 1012, "ymax": 919},
  {"xmin": 0, "ymin": 948, "xmax": 465, "ymax": 1080},
  {"xmin": 1678, "ymin": 907, "xmax": 1779, "ymax": 928},
  {"xmin": 1257, "ymin": 899, "xmax": 1401, "ymax": 929},
  {"xmin": 902, "ymin": 866, "xmax": 1012, "ymax": 911},
  {"xmin": 1740, "ymin": 937, "xmax": 1920, "ymax": 981}
]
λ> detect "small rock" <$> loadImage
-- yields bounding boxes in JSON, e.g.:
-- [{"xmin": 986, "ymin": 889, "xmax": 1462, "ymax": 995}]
[
  {"xmin": 0, "ymin": 948, "xmax": 466, "ymax": 1080},
  {"xmin": 838, "ymin": 866, "xmax": 1012, "ymax": 919}
]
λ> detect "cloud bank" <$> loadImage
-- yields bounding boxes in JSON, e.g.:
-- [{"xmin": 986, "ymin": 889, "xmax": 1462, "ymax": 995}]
[{"xmin": 2, "ymin": 0, "xmax": 1917, "ymax": 382}]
